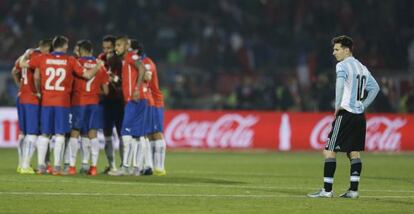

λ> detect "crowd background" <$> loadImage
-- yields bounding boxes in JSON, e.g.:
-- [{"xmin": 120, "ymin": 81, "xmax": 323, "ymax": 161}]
[{"xmin": 0, "ymin": 0, "xmax": 413, "ymax": 112}]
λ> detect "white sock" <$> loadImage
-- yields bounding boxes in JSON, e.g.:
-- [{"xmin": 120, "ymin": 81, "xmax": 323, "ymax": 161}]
[
  {"xmin": 68, "ymin": 137, "xmax": 79, "ymax": 167},
  {"xmin": 22, "ymin": 135, "xmax": 37, "ymax": 169},
  {"xmin": 53, "ymin": 135, "xmax": 65, "ymax": 167},
  {"xmin": 133, "ymin": 137, "xmax": 145, "ymax": 170},
  {"xmin": 17, "ymin": 134, "xmax": 24, "ymax": 168},
  {"xmin": 104, "ymin": 136, "xmax": 116, "ymax": 169},
  {"xmin": 36, "ymin": 136, "xmax": 49, "ymax": 167},
  {"xmin": 121, "ymin": 135, "xmax": 132, "ymax": 167},
  {"xmin": 90, "ymin": 138, "xmax": 100, "ymax": 167},
  {"xmin": 154, "ymin": 139, "xmax": 166, "ymax": 170},
  {"xmin": 81, "ymin": 137, "xmax": 91, "ymax": 165},
  {"xmin": 143, "ymin": 137, "xmax": 153, "ymax": 169},
  {"xmin": 63, "ymin": 139, "xmax": 70, "ymax": 165},
  {"xmin": 119, "ymin": 136, "xmax": 124, "ymax": 165},
  {"xmin": 28, "ymin": 135, "xmax": 36, "ymax": 163}
]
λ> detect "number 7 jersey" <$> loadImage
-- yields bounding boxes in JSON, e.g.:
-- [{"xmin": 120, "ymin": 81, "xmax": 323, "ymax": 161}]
[
  {"xmin": 336, "ymin": 56, "xmax": 378, "ymax": 114},
  {"xmin": 72, "ymin": 56, "xmax": 109, "ymax": 106},
  {"xmin": 28, "ymin": 51, "xmax": 85, "ymax": 107}
]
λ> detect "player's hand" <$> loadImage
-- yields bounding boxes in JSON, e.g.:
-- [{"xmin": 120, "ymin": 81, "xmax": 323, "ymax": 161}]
[
  {"xmin": 132, "ymin": 87, "xmax": 140, "ymax": 101},
  {"xmin": 334, "ymin": 108, "xmax": 340, "ymax": 118},
  {"xmin": 96, "ymin": 59, "xmax": 105, "ymax": 68},
  {"xmin": 24, "ymin": 48, "xmax": 34, "ymax": 56},
  {"xmin": 34, "ymin": 92, "xmax": 42, "ymax": 100},
  {"xmin": 144, "ymin": 71, "xmax": 152, "ymax": 81},
  {"xmin": 111, "ymin": 74, "xmax": 120, "ymax": 83}
]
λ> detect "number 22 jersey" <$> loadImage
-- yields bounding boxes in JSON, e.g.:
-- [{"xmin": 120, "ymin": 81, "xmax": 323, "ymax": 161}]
[{"xmin": 28, "ymin": 51, "xmax": 85, "ymax": 107}]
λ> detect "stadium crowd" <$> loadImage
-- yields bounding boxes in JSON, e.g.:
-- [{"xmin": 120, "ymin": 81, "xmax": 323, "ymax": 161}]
[{"xmin": 1, "ymin": 0, "xmax": 414, "ymax": 112}]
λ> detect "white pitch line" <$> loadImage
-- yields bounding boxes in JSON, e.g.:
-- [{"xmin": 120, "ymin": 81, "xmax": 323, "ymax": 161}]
[
  {"xmin": 0, "ymin": 178, "xmax": 414, "ymax": 194},
  {"xmin": 0, "ymin": 191, "xmax": 413, "ymax": 199}
]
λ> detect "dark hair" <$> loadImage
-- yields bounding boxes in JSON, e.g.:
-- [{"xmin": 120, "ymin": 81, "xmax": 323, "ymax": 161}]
[
  {"xmin": 115, "ymin": 35, "xmax": 129, "ymax": 43},
  {"xmin": 38, "ymin": 39, "xmax": 52, "ymax": 47},
  {"xmin": 52, "ymin": 35, "xmax": 69, "ymax": 49},
  {"xmin": 78, "ymin": 40, "xmax": 93, "ymax": 53},
  {"xmin": 130, "ymin": 39, "xmax": 144, "ymax": 55},
  {"xmin": 331, "ymin": 35, "xmax": 353, "ymax": 51},
  {"xmin": 103, "ymin": 35, "xmax": 116, "ymax": 45}
]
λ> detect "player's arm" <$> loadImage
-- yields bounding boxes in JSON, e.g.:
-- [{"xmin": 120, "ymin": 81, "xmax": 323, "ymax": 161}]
[
  {"xmin": 11, "ymin": 64, "xmax": 21, "ymax": 88},
  {"xmin": 362, "ymin": 74, "xmax": 380, "ymax": 109},
  {"xmin": 100, "ymin": 67, "xmax": 110, "ymax": 95},
  {"xmin": 82, "ymin": 62, "xmax": 103, "ymax": 79},
  {"xmin": 334, "ymin": 64, "xmax": 347, "ymax": 116},
  {"xmin": 76, "ymin": 59, "xmax": 104, "ymax": 80},
  {"xmin": 18, "ymin": 49, "xmax": 34, "ymax": 68},
  {"xmin": 132, "ymin": 59, "xmax": 146, "ymax": 100},
  {"xmin": 33, "ymin": 68, "xmax": 41, "ymax": 98},
  {"xmin": 101, "ymin": 84, "xmax": 109, "ymax": 95}
]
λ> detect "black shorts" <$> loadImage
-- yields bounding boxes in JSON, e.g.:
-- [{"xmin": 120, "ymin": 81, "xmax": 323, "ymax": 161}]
[
  {"xmin": 325, "ymin": 110, "xmax": 366, "ymax": 152},
  {"xmin": 100, "ymin": 98, "xmax": 124, "ymax": 134}
]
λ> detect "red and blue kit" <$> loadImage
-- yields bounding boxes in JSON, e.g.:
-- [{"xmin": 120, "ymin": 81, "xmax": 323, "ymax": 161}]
[
  {"xmin": 71, "ymin": 56, "xmax": 109, "ymax": 133},
  {"xmin": 28, "ymin": 51, "xmax": 85, "ymax": 134},
  {"xmin": 15, "ymin": 50, "xmax": 42, "ymax": 134}
]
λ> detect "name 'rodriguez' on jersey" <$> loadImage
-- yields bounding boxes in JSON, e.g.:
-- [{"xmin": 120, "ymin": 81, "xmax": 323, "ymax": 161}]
[{"xmin": 28, "ymin": 51, "xmax": 85, "ymax": 107}]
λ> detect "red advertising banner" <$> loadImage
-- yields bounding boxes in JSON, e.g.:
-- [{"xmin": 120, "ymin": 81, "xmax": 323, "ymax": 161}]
[
  {"xmin": 164, "ymin": 111, "xmax": 280, "ymax": 149},
  {"xmin": 164, "ymin": 111, "xmax": 414, "ymax": 151},
  {"xmin": 1, "ymin": 108, "xmax": 413, "ymax": 151}
]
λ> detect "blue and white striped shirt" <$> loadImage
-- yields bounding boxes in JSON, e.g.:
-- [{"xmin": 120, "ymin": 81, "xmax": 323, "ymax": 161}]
[{"xmin": 335, "ymin": 56, "xmax": 380, "ymax": 114}]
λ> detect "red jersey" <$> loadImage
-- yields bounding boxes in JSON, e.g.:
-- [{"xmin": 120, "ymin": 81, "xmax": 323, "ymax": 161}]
[
  {"xmin": 142, "ymin": 57, "xmax": 164, "ymax": 107},
  {"xmin": 98, "ymin": 52, "xmax": 123, "ymax": 100},
  {"xmin": 15, "ymin": 50, "xmax": 42, "ymax": 105},
  {"xmin": 28, "ymin": 51, "xmax": 85, "ymax": 107},
  {"xmin": 121, "ymin": 51, "xmax": 151, "ymax": 103},
  {"xmin": 71, "ymin": 56, "xmax": 109, "ymax": 106}
]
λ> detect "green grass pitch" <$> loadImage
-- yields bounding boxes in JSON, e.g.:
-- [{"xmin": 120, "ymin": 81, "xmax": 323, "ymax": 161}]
[{"xmin": 0, "ymin": 149, "xmax": 413, "ymax": 213}]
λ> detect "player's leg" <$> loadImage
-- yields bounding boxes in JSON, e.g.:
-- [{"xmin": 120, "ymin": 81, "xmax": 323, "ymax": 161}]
[
  {"xmin": 152, "ymin": 107, "xmax": 166, "ymax": 176},
  {"xmin": 37, "ymin": 106, "xmax": 55, "ymax": 174},
  {"xmin": 80, "ymin": 136, "xmax": 91, "ymax": 174},
  {"xmin": 132, "ymin": 136, "xmax": 146, "ymax": 176},
  {"xmin": 152, "ymin": 132, "xmax": 167, "ymax": 176},
  {"xmin": 114, "ymin": 100, "xmax": 125, "ymax": 167},
  {"xmin": 118, "ymin": 101, "xmax": 137, "ymax": 175},
  {"xmin": 102, "ymin": 99, "xmax": 117, "ymax": 172},
  {"xmin": 141, "ymin": 105, "xmax": 153, "ymax": 175},
  {"xmin": 88, "ymin": 129, "xmax": 100, "ymax": 176},
  {"xmin": 16, "ymin": 100, "xmax": 25, "ymax": 173},
  {"xmin": 308, "ymin": 114, "xmax": 344, "ymax": 198},
  {"xmin": 63, "ymin": 130, "xmax": 80, "ymax": 175},
  {"xmin": 340, "ymin": 114, "xmax": 365, "ymax": 198},
  {"xmin": 52, "ymin": 106, "xmax": 71, "ymax": 175},
  {"xmin": 19, "ymin": 104, "xmax": 40, "ymax": 174}
]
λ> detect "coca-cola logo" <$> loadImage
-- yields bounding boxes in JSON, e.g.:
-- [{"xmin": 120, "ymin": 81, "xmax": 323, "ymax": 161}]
[
  {"xmin": 365, "ymin": 117, "xmax": 406, "ymax": 151},
  {"xmin": 310, "ymin": 116, "xmax": 407, "ymax": 151},
  {"xmin": 165, "ymin": 113, "xmax": 259, "ymax": 148},
  {"xmin": 310, "ymin": 116, "xmax": 335, "ymax": 150}
]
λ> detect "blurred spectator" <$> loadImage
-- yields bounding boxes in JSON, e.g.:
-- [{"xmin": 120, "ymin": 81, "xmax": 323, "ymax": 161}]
[{"xmin": 0, "ymin": 0, "xmax": 413, "ymax": 112}]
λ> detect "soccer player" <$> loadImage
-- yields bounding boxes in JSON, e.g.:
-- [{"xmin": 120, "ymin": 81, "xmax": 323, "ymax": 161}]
[
  {"xmin": 112, "ymin": 36, "xmax": 150, "ymax": 176},
  {"xmin": 98, "ymin": 35, "xmax": 124, "ymax": 173},
  {"xmin": 19, "ymin": 35, "xmax": 103, "ymax": 175},
  {"xmin": 12, "ymin": 39, "xmax": 52, "ymax": 174},
  {"xmin": 64, "ymin": 40, "xmax": 109, "ymax": 176},
  {"xmin": 130, "ymin": 39, "xmax": 166, "ymax": 176},
  {"xmin": 308, "ymin": 35, "xmax": 380, "ymax": 198}
]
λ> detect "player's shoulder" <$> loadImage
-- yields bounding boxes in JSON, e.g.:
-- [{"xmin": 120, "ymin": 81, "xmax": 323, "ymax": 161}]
[
  {"xmin": 335, "ymin": 61, "xmax": 346, "ymax": 71},
  {"xmin": 98, "ymin": 53, "xmax": 106, "ymax": 60},
  {"xmin": 126, "ymin": 51, "xmax": 140, "ymax": 61}
]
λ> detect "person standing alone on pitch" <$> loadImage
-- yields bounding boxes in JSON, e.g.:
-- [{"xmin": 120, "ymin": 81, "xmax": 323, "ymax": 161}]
[{"xmin": 308, "ymin": 35, "xmax": 379, "ymax": 198}]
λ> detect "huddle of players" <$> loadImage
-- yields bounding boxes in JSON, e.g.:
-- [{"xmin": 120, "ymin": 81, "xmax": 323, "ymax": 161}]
[{"xmin": 12, "ymin": 35, "xmax": 167, "ymax": 176}]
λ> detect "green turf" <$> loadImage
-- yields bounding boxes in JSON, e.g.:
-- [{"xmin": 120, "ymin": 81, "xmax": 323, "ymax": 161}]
[{"xmin": 0, "ymin": 149, "xmax": 413, "ymax": 213}]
